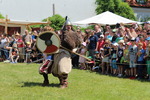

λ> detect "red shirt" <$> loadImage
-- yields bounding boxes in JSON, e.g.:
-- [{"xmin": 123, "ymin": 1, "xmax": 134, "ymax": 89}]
[
  {"xmin": 97, "ymin": 40, "xmax": 105, "ymax": 51},
  {"xmin": 17, "ymin": 39, "xmax": 24, "ymax": 48}
]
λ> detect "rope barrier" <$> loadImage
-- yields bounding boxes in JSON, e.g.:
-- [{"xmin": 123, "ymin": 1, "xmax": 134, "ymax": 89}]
[{"xmin": 1, "ymin": 49, "xmax": 150, "ymax": 66}]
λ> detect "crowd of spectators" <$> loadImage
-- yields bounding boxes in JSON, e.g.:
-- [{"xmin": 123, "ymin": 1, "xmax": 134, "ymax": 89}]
[
  {"xmin": 0, "ymin": 22, "xmax": 150, "ymax": 81},
  {"xmin": 76, "ymin": 22, "xmax": 150, "ymax": 81},
  {"xmin": 0, "ymin": 30, "xmax": 42, "ymax": 63}
]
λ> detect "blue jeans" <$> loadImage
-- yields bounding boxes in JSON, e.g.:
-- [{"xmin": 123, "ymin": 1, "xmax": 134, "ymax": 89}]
[{"xmin": 1, "ymin": 48, "xmax": 9, "ymax": 59}]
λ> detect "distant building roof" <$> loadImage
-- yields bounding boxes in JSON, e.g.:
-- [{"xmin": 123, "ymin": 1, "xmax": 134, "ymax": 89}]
[{"xmin": 124, "ymin": 0, "xmax": 150, "ymax": 8}]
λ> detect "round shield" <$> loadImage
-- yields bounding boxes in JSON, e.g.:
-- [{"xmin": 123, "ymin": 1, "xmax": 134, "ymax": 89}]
[{"xmin": 36, "ymin": 31, "xmax": 60, "ymax": 54}]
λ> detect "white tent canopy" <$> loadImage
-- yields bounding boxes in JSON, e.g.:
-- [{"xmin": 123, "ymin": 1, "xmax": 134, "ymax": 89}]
[{"xmin": 73, "ymin": 11, "xmax": 137, "ymax": 25}]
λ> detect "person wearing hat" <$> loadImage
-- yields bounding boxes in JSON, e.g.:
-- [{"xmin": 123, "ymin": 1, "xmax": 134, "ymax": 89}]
[
  {"xmin": 117, "ymin": 40, "xmax": 124, "ymax": 77},
  {"xmin": 110, "ymin": 43, "xmax": 118, "ymax": 75},
  {"xmin": 111, "ymin": 29, "xmax": 118, "ymax": 43},
  {"xmin": 61, "ymin": 17, "xmax": 80, "ymax": 69},
  {"xmin": 39, "ymin": 21, "xmax": 82, "ymax": 89},
  {"xmin": 96, "ymin": 35, "xmax": 105, "ymax": 52},
  {"xmin": 14, "ymin": 32, "xmax": 25, "ymax": 61},
  {"xmin": 128, "ymin": 37, "xmax": 138, "ymax": 79}
]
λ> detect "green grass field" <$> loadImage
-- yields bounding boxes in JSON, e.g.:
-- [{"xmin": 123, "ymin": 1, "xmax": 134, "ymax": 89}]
[{"xmin": 0, "ymin": 62, "xmax": 150, "ymax": 100}]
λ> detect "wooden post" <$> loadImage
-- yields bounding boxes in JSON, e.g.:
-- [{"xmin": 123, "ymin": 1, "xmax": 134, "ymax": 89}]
[
  {"xmin": 53, "ymin": 4, "xmax": 55, "ymax": 16},
  {"xmin": 5, "ymin": 15, "xmax": 8, "ymax": 34}
]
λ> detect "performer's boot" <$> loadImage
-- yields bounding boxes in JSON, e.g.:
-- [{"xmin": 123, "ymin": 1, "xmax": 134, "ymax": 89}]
[
  {"xmin": 42, "ymin": 73, "xmax": 49, "ymax": 86},
  {"xmin": 59, "ymin": 74, "xmax": 68, "ymax": 89}
]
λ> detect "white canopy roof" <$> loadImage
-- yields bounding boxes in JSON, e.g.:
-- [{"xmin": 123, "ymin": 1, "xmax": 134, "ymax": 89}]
[{"xmin": 73, "ymin": 11, "xmax": 137, "ymax": 25}]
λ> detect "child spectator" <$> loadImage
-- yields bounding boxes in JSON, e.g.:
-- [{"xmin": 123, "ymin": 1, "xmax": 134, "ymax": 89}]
[
  {"xmin": 117, "ymin": 40, "xmax": 124, "ymax": 77},
  {"xmin": 120, "ymin": 43, "xmax": 130, "ymax": 78},
  {"xmin": 97, "ymin": 35, "xmax": 105, "ymax": 52},
  {"xmin": 128, "ymin": 37, "xmax": 138, "ymax": 79},
  {"xmin": 9, "ymin": 47, "xmax": 19, "ymax": 63},
  {"xmin": 110, "ymin": 43, "xmax": 118, "ymax": 76},
  {"xmin": 92, "ymin": 51, "xmax": 101, "ymax": 72},
  {"xmin": 137, "ymin": 43, "xmax": 145, "ymax": 79},
  {"xmin": 101, "ymin": 39, "xmax": 111, "ymax": 74},
  {"xmin": 25, "ymin": 42, "xmax": 32, "ymax": 63}
]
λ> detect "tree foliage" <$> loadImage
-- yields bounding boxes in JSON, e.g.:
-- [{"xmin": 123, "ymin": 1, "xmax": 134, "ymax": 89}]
[
  {"xmin": 0, "ymin": 13, "xmax": 5, "ymax": 19},
  {"xmin": 95, "ymin": 0, "xmax": 136, "ymax": 20},
  {"xmin": 43, "ymin": 14, "xmax": 65, "ymax": 31}
]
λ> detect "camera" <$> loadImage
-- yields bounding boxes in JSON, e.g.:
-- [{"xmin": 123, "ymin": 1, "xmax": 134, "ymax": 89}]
[{"xmin": 147, "ymin": 32, "xmax": 150, "ymax": 35}]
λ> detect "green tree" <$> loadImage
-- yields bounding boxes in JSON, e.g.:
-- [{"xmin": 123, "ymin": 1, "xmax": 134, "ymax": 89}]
[
  {"xmin": 43, "ymin": 14, "xmax": 65, "ymax": 31},
  {"xmin": 95, "ymin": 0, "xmax": 136, "ymax": 20},
  {"xmin": 0, "ymin": 13, "xmax": 5, "ymax": 19}
]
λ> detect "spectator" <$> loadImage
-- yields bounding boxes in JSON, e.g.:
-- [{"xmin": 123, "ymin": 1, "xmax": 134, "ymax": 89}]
[
  {"xmin": 9, "ymin": 47, "xmax": 19, "ymax": 63},
  {"xmin": 25, "ymin": 42, "xmax": 32, "ymax": 63},
  {"xmin": 137, "ymin": 43, "xmax": 146, "ymax": 79},
  {"xmin": 120, "ymin": 43, "xmax": 130, "ymax": 78},
  {"xmin": 87, "ymin": 29, "xmax": 99, "ymax": 59},
  {"xmin": 22, "ymin": 30, "xmax": 32, "ymax": 47},
  {"xmin": 0, "ymin": 33, "xmax": 9, "ymax": 60},
  {"xmin": 137, "ymin": 34, "xmax": 146, "ymax": 50},
  {"xmin": 15, "ymin": 33, "xmax": 25, "ymax": 62},
  {"xmin": 110, "ymin": 43, "xmax": 118, "ymax": 75},
  {"xmin": 94, "ymin": 24, "xmax": 103, "ymax": 38},
  {"xmin": 117, "ymin": 40, "xmax": 124, "ymax": 77},
  {"xmin": 101, "ymin": 39, "xmax": 111, "ymax": 74},
  {"xmin": 128, "ymin": 37, "xmax": 138, "ymax": 79},
  {"xmin": 97, "ymin": 35, "xmax": 105, "ymax": 52}
]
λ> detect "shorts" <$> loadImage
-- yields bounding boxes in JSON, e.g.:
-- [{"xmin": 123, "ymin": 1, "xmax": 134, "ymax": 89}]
[
  {"xmin": 111, "ymin": 60, "xmax": 118, "ymax": 69},
  {"xmin": 129, "ymin": 60, "xmax": 136, "ymax": 68},
  {"xmin": 102, "ymin": 57, "xmax": 109, "ymax": 63}
]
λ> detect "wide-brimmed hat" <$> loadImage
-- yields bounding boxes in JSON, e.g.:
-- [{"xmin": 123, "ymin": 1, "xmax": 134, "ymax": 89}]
[
  {"xmin": 118, "ymin": 40, "xmax": 124, "ymax": 44},
  {"xmin": 15, "ymin": 32, "xmax": 20, "ymax": 36}
]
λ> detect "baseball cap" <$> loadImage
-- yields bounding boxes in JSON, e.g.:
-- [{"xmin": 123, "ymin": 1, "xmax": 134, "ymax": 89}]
[{"xmin": 100, "ymin": 35, "xmax": 104, "ymax": 38}]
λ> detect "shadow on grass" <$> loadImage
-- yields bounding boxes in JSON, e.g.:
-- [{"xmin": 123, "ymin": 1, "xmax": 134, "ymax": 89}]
[{"xmin": 21, "ymin": 82, "xmax": 60, "ymax": 87}]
